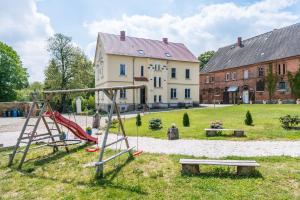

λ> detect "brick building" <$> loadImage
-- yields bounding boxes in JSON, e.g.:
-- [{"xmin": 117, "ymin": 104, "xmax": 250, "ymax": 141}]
[{"xmin": 200, "ymin": 23, "xmax": 300, "ymax": 104}]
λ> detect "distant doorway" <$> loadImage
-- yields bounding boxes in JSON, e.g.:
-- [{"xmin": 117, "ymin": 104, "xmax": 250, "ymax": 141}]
[
  {"xmin": 223, "ymin": 91, "xmax": 229, "ymax": 104},
  {"xmin": 243, "ymin": 90, "xmax": 249, "ymax": 104},
  {"xmin": 140, "ymin": 88, "xmax": 146, "ymax": 104}
]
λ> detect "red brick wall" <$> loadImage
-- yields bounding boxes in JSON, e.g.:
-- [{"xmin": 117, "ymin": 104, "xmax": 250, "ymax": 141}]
[{"xmin": 200, "ymin": 57, "xmax": 300, "ymax": 104}]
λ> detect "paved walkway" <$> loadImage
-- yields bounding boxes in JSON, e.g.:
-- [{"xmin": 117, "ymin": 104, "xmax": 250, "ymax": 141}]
[{"xmin": 2, "ymin": 131, "xmax": 299, "ymax": 158}]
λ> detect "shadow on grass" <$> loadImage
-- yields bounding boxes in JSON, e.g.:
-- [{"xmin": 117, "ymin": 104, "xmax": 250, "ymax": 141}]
[
  {"xmin": 19, "ymin": 143, "xmax": 89, "ymax": 173},
  {"xmin": 181, "ymin": 168, "xmax": 263, "ymax": 179}
]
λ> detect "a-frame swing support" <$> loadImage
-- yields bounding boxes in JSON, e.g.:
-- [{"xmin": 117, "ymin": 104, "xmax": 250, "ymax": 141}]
[{"xmin": 43, "ymin": 85, "xmax": 145, "ymax": 178}]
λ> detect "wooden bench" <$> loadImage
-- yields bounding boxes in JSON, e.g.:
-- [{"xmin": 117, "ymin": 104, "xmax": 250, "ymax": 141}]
[
  {"xmin": 179, "ymin": 159, "xmax": 260, "ymax": 175},
  {"xmin": 205, "ymin": 128, "xmax": 245, "ymax": 137}
]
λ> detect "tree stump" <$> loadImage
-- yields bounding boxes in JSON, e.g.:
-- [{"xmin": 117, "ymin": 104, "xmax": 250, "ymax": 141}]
[
  {"xmin": 181, "ymin": 164, "xmax": 200, "ymax": 175},
  {"xmin": 233, "ymin": 130, "xmax": 245, "ymax": 137},
  {"xmin": 167, "ymin": 127, "xmax": 179, "ymax": 140},
  {"xmin": 92, "ymin": 112, "xmax": 101, "ymax": 129}
]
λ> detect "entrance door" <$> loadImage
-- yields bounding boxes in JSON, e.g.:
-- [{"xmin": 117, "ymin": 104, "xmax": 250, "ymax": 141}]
[
  {"xmin": 223, "ymin": 92, "xmax": 229, "ymax": 104},
  {"xmin": 243, "ymin": 90, "xmax": 249, "ymax": 104},
  {"xmin": 140, "ymin": 88, "xmax": 146, "ymax": 104}
]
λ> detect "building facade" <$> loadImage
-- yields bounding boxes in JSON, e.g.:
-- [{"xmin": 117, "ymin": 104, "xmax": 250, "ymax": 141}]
[
  {"xmin": 200, "ymin": 23, "xmax": 300, "ymax": 104},
  {"xmin": 94, "ymin": 31, "xmax": 199, "ymax": 112}
]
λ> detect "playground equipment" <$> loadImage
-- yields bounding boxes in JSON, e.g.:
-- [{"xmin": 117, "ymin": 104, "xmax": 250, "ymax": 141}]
[{"xmin": 8, "ymin": 85, "xmax": 145, "ymax": 178}]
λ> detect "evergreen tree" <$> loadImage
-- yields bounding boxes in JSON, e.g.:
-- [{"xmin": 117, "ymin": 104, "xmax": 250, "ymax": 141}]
[
  {"xmin": 183, "ymin": 112, "xmax": 190, "ymax": 127},
  {"xmin": 245, "ymin": 110, "xmax": 253, "ymax": 126},
  {"xmin": 136, "ymin": 113, "xmax": 142, "ymax": 127}
]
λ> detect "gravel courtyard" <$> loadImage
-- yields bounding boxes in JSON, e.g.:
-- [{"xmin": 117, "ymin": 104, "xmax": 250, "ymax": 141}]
[{"xmin": 1, "ymin": 110, "xmax": 300, "ymax": 157}]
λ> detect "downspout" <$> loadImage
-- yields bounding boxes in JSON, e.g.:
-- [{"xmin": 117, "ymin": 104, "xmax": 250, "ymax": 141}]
[{"xmin": 133, "ymin": 57, "xmax": 135, "ymax": 110}]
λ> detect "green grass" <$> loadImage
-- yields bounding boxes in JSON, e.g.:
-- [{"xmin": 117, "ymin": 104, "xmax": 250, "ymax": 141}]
[
  {"xmin": 1, "ymin": 146, "xmax": 300, "ymax": 199},
  {"xmin": 111, "ymin": 104, "xmax": 300, "ymax": 140}
]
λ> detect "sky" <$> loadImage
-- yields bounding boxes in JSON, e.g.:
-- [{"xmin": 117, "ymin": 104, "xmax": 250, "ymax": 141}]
[{"xmin": 0, "ymin": 0, "xmax": 300, "ymax": 83}]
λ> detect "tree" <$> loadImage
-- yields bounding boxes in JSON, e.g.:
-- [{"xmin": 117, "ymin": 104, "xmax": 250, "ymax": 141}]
[
  {"xmin": 288, "ymin": 68, "xmax": 300, "ymax": 100},
  {"xmin": 16, "ymin": 81, "xmax": 44, "ymax": 101},
  {"xmin": 0, "ymin": 41, "xmax": 28, "ymax": 101},
  {"xmin": 198, "ymin": 51, "xmax": 215, "ymax": 70},
  {"xmin": 265, "ymin": 63, "xmax": 278, "ymax": 102},
  {"xmin": 136, "ymin": 113, "xmax": 142, "ymax": 127},
  {"xmin": 183, "ymin": 112, "xmax": 190, "ymax": 127},
  {"xmin": 244, "ymin": 110, "xmax": 253, "ymax": 126},
  {"xmin": 44, "ymin": 33, "xmax": 94, "ymax": 112}
]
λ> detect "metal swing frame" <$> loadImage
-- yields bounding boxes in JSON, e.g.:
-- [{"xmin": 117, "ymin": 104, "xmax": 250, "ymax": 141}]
[{"xmin": 42, "ymin": 84, "xmax": 145, "ymax": 178}]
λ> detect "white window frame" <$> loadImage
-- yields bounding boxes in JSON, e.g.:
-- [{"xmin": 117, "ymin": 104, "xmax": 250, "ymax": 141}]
[
  {"xmin": 185, "ymin": 88, "xmax": 191, "ymax": 99},
  {"xmin": 231, "ymin": 72, "xmax": 236, "ymax": 80},
  {"xmin": 244, "ymin": 70, "xmax": 249, "ymax": 79},
  {"xmin": 206, "ymin": 76, "xmax": 210, "ymax": 83},
  {"xmin": 171, "ymin": 88, "xmax": 177, "ymax": 99},
  {"xmin": 171, "ymin": 68, "xmax": 176, "ymax": 78},
  {"xmin": 120, "ymin": 64, "xmax": 126, "ymax": 76},
  {"xmin": 120, "ymin": 89, "xmax": 126, "ymax": 99},
  {"xmin": 225, "ymin": 73, "xmax": 230, "ymax": 81},
  {"xmin": 185, "ymin": 69, "xmax": 190, "ymax": 79}
]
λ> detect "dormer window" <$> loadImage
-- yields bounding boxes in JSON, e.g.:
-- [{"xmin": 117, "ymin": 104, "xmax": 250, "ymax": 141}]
[
  {"xmin": 137, "ymin": 50, "xmax": 144, "ymax": 55},
  {"xmin": 165, "ymin": 53, "xmax": 171, "ymax": 57}
]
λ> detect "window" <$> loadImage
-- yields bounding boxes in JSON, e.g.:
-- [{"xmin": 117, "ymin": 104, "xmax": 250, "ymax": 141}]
[
  {"xmin": 141, "ymin": 66, "xmax": 144, "ymax": 77},
  {"xmin": 244, "ymin": 70, "xmax": 249, "ymax": 79},
  {"xmin": 120, "ymin": 89, "xmax": 126, "ymax": 99},
  {"xmin": 279, "ymin": 81, "xmax": 286, "ymax": 90},
  {"xmin": 165, "ymin": 52, "xmax": 171, "ymax": 57},
  {"xmin": 225, "ymin": 73, "xmax": 230, "ymax": 81},
  {"xmin": 278, "ymin": 64, "xmax": 286, "ymax": 75},
  {"xmin": 159, "ymin": 77, "xmax": 161, "ymax": 87},
  {"xmin": 159, "ymin": 95, "xmax": 162, "ymax": 103},
  {"xmin": 258, "ymin": 67, "xmax": 264, "ymax": 77},
  {"xmin": 171, "ymin": 68, "xmax": 176, "ymax": 78},
  {"xmin": 120, "ymin": 64, "xmax": 126, "ymax": 76},
  {"xmin": 206, "ymin": 76, "xmax": 210, "ymax": 83},
  {"xmin": 154, "ymin": 95, "xmax": 157, "ymax": 103},
  {"xmin": 171, "ymin": 88, "xmax": 177, "ymax": 99},
  {"xmin": 154, "ymin": 64, "xmax": 161, "ymax": 71},
  {"xmin": 154, "ymin": 77, "xmax": 157, "ymax": 87},
  {"xmin": 256, "ymin": 80, "xmax": 265, "ymax": 91},
  {"xmin": 137, "ymin": 50, "xmax": 144, "ymax": 55},
  {"xmin": 231, "ymin": 72, "xmax": 236, "ymax": 80},
  {"xmin": 185, "ymin": 89, "xmax": 191, "ymax": 98},
  {"xmin": 210, "ymin": 76, "xmax": 214, "ymax": 83},
  {"xmin": 185, "ymin": 69, "xmax": 190, "ymax": 79}
]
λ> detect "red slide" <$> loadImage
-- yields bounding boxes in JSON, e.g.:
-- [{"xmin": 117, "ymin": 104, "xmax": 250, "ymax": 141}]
[{"xmin": 44, "ymin": 111, "xmax": 98, "ymax": 144}]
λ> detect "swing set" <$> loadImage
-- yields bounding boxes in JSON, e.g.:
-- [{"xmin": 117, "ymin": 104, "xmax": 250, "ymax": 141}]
[{"xmin": 8, "ymin": 85, "xmax": 145, "ymax": 178}]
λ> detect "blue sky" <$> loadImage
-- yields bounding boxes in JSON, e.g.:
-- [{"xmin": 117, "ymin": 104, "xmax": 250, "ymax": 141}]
[{"xmin": 0, "ymin": 0, "xmax": 300, "ymax": 82}]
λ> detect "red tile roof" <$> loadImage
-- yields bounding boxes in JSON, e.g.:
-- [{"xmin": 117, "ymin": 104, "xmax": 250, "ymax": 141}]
[{"xmin": 99, "ymin": 32, "xmax": 199, "ymax": 63}]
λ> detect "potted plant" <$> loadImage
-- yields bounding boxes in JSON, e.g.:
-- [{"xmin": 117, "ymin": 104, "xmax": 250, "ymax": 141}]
[
  {"xmin": 86, "ymin": 127, "xmax": 92, "ymax": 135},
  {"xmin": 59, "ymin": 132, "xmax": 66, "ymax": 140}
]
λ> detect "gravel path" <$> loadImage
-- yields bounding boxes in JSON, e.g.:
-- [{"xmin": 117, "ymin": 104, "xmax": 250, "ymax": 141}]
[{"xmin": 1, "ymin": 132, "xmax": 300, "ymax": 157}]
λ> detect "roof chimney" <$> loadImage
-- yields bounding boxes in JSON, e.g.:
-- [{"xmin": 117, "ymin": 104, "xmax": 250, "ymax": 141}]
[
  {"xmin": 163, "ymin": 38, "xmax": 168, "ymax": 44},
  {"xmin": 237, "ymin": 37, "xmax": 242, "ymax": 47},
  {"xmin": 120, "ymin": 31, "xmax": 125, "ymax": 41}
]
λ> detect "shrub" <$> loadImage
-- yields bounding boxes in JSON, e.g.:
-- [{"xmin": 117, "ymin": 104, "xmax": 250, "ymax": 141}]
[
  {"xmin": 183, "ymin": 112, "xmax": 190, "ymax": 127},
  {"xmin": 245, "ymin": 110, "xmax": 253, "ymax": 126},
  {"xmin": 87, "ymin": 95, "xmax": 95, "ymax": 110},
  {"xmin": 149, "ymin": 118, "xmax": 162, "ymax": 130},
  {"xmin": 279, "ymin": 115, "xmax": 300, "ymax": 130},
  {"xmin": 136, "ymin": 113, "xmax": 142, "ymax": 127}
]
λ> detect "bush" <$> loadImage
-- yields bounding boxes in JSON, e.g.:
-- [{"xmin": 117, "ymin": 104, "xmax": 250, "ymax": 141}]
[
  {"xmin": 136, "ymin": 113, "xmax": 142, "ymax": 127},
  {"xmin": 245, "ymin": 110, "xmax": 253, "ymax": 126},
  {"xmin": 87, "ymin": 95, "xmax": 95, "ymax": 110},
  {"xmin": 279, "ymin": 115, "xmax": 300, "ymax": 130},
  {"xmin": 183, "ymin": 112, "xmax": 190, "ymax": 127},
  {"xmin": 149, "ymin": 118, "xmax": 162, "ymax": 130}
]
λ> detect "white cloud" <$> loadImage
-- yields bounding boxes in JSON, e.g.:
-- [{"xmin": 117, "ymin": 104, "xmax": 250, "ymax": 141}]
[
  {"xmin": 0, "ymin": 0, "xmax": 54, "ymax": 82},
  {"xmin": 84, "ymin": 0, "xmax": 299, "ymax": 57}
]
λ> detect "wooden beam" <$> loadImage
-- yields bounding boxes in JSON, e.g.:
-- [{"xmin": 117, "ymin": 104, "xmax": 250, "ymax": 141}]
[{"xmin": 43, "ymin": 85, "xmax": 145, "ymax": 94}]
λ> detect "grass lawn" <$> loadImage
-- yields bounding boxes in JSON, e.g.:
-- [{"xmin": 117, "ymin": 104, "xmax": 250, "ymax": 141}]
[
  {"xmin": 0, "ymin": 146, "xmax": 300, "ymax": 199},
  {"xmin": 111, "ymin": 104, "xmax": 300, "ymax": 140}
]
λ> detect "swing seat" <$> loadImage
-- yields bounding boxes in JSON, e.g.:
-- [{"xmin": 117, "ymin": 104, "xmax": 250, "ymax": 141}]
[
  {"xmin": 85, "ymin": 147, "xmax": 100, "ymax": 152},
  {"xmin": 133, "ymin": 150, "xmax": 143, "ymax": 157}
]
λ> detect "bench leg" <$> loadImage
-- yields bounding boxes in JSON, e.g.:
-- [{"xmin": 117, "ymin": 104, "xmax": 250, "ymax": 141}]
[
  {"xmin": 182, "ymin": 164, "xmax": 200, "ymax": 175},
  {"xmin": 237, "ymin": 166, "xmax": 255, "ymax": 175},
  {"xmin": 206, "ymin": 130, "xmax": 217, "ymax": 137}
]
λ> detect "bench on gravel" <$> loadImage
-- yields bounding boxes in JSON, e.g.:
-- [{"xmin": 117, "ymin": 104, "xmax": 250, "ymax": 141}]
[
  {"xmin": 205, "ymin": 128, "xmax": 245, "ymax": 137},
  {"xmin": 179, "ymin": 159, "xmax": 260, "ymax": 175}
]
